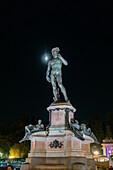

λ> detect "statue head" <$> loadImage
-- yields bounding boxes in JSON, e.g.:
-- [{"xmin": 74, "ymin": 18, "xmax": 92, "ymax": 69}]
[
  {"xmin": 38, "ymin": 119, "xmax": 42, "ymax": 125},
  {"xmin": 29, "ymin": 124, "xmax": 32, "ymax": 127},
  {"xmin": 51, "ymin": 47, "xmax": 60, "ymax": 58},
  {"xmin": 75, "ymin": 120, "xmax": 79, "ymax": 125}
]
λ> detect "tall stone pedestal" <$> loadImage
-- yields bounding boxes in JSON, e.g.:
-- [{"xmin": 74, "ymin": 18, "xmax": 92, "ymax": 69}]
[{"xmin": 21, "ymin": 103, "xmax": 96, "ymax": 170}]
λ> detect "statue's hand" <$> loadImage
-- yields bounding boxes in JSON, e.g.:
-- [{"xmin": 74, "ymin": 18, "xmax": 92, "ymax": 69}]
[
  {"xmin": 46, "ymin": 76, "xmax": 51, "ymax": 83},
  {"xmin": 58, "ymin": 54, "xmax": 61, "ymax": 59},
  {"xmin": 58, "ymin": 54, "xmax": 68, "ymax": 65}
]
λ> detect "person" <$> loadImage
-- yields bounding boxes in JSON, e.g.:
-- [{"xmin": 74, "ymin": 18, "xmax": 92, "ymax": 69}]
[
  {"xmin": 46, "ymin": 47, "xmax": 69, "ymax": 102},
  {"xmin": 19, "ymin": 119, "xmax": 44, "ymax": 143}
]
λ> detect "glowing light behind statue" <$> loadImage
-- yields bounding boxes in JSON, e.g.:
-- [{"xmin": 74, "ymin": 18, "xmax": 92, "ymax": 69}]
[
  {"xmin": 45, "ymin": 56, "xmax": 48, "ymax": 61},
  {"xmin": 42, "ymin": 53, "xmax": 50, "ymax": 63}
]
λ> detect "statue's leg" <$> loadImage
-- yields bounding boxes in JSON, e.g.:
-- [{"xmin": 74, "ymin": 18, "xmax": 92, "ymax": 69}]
[
  {"xmin": 25, "ymin": 126, "xmax": 31, "ymax": 134},
  {"xmin": 51, "ymin": 74, "xmax": 58, "ymax": 101},
  {"xmin": 19, "ymin": 132, "xmax": 29, "ymax": 143},
  {"xmin": 57, "ymin": 75, "xmax": 68, "ymax": 102}
]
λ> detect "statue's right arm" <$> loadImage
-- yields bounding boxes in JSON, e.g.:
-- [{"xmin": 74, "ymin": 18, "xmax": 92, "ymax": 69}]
[
  {"xmin": 46, "ymin": 61, "xmax": 51, "ymax": 83},
  {"xmin": 58, "ymin": 54, "xmax": 68, "ymax": 66}
]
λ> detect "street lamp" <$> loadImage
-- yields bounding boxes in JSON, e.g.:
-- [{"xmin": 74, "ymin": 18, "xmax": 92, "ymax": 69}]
[{"xmin": 94, "ymin": 151, "xmax": 99, "ymax": 155}]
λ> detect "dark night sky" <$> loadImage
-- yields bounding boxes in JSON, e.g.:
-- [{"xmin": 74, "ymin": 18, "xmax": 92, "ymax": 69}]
[{"xmin": 0, "ymin": 1, "xmax": 113, "ymax": 124}]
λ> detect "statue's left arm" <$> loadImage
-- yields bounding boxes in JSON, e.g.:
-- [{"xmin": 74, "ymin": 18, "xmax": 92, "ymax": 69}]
[{"xmin": 58, "ymin": 54, "xmax": 68, "ymax": 66}]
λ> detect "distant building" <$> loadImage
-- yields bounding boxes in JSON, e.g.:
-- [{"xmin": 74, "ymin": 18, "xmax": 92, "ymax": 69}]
[{"xmin": 102, "ymin": 139, "xmax": 113, "ymax": 157}]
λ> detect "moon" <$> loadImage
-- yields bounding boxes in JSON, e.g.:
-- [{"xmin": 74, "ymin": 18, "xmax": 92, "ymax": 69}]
[{"xmin": 45, "ymin": 56, "xmax": 48, "ymax": 61}]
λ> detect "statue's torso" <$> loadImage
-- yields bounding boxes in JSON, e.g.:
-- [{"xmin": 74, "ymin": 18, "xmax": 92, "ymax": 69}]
[{"xmin": 51, "ymin": 58, "xmax": 62, "ymax": 75}]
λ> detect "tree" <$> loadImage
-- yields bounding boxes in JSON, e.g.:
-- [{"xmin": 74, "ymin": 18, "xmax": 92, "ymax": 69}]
[
  {"xmin": 0, "ymin": 135, "xmax": 12, "ymax": 158},
  {"xmin": 105, "ymin": 125, "xmax": 112, "ymax": 139},
  {"xmin": 91, "ymin": 114, "xmax": 104, "ymax": 143},
  {"xmin": 7, "ymin": 120, "xmax": 13, "ymax": 135},
  {"xmin": 13, "ymin": 120, "xmax": 25, "ymax": 143},
  {"xmin": 13, "ymin": 112, "xmax": 30, "ymax": 143},
  {"xmin": 20, "ymin": 141, "xmax": 30, "ymax": 158},
  {"xmin": 0, "ymin": 121, "xmax": 3, "ymax": 135},
  {"xmin": 9, "ymin": 141, "xmax": 29, "ymax": 158},
  {"xmin": 105, "ymin": 112, "xmax": 113, "ymax": 138},
  {"xmin": 9, "ymin": 143, "xmax": 21, "ymax": 158},
  {"xmin": 21, "ymin": 112, "xmax": 30, "ymax": 126},
  {"xmin": 31, "ymin": 114, "xmax": 38, "ymax": 125}
]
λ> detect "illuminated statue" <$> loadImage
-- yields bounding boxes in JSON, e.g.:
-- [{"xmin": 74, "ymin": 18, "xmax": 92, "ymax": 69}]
[
  {"xmin": 81, "ymin": 124, "xmax": 99, "ymax": 144},
  {"xmin": 70, "ymin": 118, "xmax": 85, "ymax": 140},
  {"xmin": 46, "ymin": 47, "xmax": 69, "ymax": 102},
  {"xmin": 19, "ymin": 119, "xmax": 44, "ymax": 143},
  {"xmin": 70, "ymin": 118, "xmax": 99, "ymax": 143}
]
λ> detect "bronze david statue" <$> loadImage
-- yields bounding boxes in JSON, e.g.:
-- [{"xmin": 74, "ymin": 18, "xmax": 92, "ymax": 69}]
[{"xmin": 46, "ymin": 47, "xmax": 69, "ymax": 103}]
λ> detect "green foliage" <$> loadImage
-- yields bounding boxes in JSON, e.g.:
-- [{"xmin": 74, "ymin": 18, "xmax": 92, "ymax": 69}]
[
  {"xmin": 31, "ymin": 114, "xmax": 38, "ymax": 124},
  {"xmin": 7, "ymin": 120, "xmax": 13, "ymax": 135},
  {"xmin": 0, "ymin": 121, "xmax": 3, "ymax": 135},
  {"xmin": 20, "ymin": 141, "xmax": 30, "ymax": 158},
  {"xmin": 105, "ymin": 112, "xmax": 113, "ymax": 126},
  {"xmin": 105, "ymin": 125, "xmax": 112, "ymax": 139},
  {"xmin": 0, "ymin": 112, "xmax": 30, "ymax": 158},
  {"xmin": 13, "ymin": 112, "xmax": 30, "ymax": 143},
  {"xmin": 13, "ymin": 120, "xmax": 25, "ymax": 142},
  {"xmin": 91, "ymin": 114, "xmax": 105, "ymax": 143},
  {"xmin": 9, "ymin": 141, "xmax": 29, "ymax": 158},
  {"xmin": 105, "ymin": 112, "xmax": 113, "ymax": 138},
  {"xmin": 9, "ymin": 143, "xmax": 21, "ymax": 158},
  {"xmin": 0, "ymin": 135, "xmax": 12, "ymax": 158}
]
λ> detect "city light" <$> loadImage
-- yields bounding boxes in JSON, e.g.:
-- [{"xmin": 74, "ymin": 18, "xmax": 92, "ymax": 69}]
[
  {"xmin": 94, "ymin": 151, "xmax": 99, "ymax": 155},
  {"xmin": 9, "ymin": 156, "xmax": 14, "ymax": 159}
]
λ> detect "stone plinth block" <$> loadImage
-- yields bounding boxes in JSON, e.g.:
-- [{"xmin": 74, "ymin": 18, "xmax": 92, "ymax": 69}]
[{"xmin": 47, "ymin": 102, "xmax": 76, "ymax": 129}]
